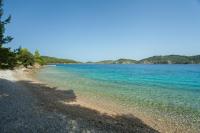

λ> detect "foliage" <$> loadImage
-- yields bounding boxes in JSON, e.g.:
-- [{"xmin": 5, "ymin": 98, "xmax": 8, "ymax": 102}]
[
  {"xmin": 41, "ymin": 56, "xmax": 79, "ymax": 64},
  {"xmin": 0, "ymin": 0, "xmax": 16, "ymax": 69},
  {"xmin": 34, "ymin": 49, "xmax": 44, "ymax": 65},
  {"xmin": 0, "ymin": 0, "xmax": 13, "ymax": 46},
  {"xmin": 0, "ymin": 47, "xmax": 16, "ymax": 69},
  {"xmin": 16, "ymin": 48, "xmax": 34, "ymax": 68}
]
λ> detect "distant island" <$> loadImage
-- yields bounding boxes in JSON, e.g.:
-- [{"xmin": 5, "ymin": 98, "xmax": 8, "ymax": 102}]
[
  {"xmin": 41, "ymin": 55, "xmax": 200, "ymax": 64},
  {"xmin": 95, "ymin": 59, "xmax": 137, "ymax": 64},
  {"xmin": 87, "ymin": 55, "xmax": 200, "ymax": 64},
  {"xmin": 42, "ymin": 55, "xmax": 200, "ymax": 64}
]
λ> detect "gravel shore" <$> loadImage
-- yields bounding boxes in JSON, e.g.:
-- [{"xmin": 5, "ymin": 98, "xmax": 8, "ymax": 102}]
[{"xmin": 0, "ymin": 69, "xmax": 158, "ymax": 133}]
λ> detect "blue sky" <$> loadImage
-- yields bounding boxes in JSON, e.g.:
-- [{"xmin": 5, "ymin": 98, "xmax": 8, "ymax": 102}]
[{"xmin": 4, "ymin": 0, "xmax": 200, "ymax": 61}]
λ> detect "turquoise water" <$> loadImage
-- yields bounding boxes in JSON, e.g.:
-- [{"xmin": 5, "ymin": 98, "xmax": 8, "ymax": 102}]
[{"xmin": 36, "ymin": 64, "xmax": 200, "ymax": 130}]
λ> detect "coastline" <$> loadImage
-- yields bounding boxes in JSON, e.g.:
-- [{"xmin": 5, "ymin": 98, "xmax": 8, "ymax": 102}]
[
  {"xmin": 28, "ymin": 67, "xmax": 200, "ymax": 133},
  {"xmin": 0, "ymin": 68, "xmax": 159, "ymax": 133},
  {"xmin": 0, "ymin": 68, "xmax": 198, "ymax": 133}
]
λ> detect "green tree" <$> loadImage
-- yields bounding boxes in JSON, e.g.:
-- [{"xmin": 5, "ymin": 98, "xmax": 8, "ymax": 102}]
[
  {"xmin": 0, "ymin": 47, "xmax": 16, "ymax": 69},
  {"xmin": 0, "ymin": 0, "xmax": 13, "ymax": 46},
  {"xmin": 34, "ymin": 49, "xmax": 40, "ymax": 58},
  {"xmin": 17, "ymin": 48, "xmax": 34, "ymax": 68},
  {"xmin": 0, "ymin": 0, "xmax": 15, "ymax": 69},
  {"xmin": 34, "ymin": 49, "xmax": 44, "ymax": 65}
]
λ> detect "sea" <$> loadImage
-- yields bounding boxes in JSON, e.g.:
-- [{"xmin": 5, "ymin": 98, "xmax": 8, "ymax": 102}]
[{"xmin": 35, "ymin": 64, "xmax": 200, "ymax": 132}]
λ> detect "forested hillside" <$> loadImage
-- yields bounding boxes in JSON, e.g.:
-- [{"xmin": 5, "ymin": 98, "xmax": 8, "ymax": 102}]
[{"xmin": 41, "ymin": 56, "xmax": 79, "ymax": 64}]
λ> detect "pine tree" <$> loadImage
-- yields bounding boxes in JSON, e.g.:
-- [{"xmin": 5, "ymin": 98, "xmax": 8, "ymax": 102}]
[
  {"xmin": 0, "ymin": 0, "xmax": 16, "ymax": 69},
  {"xmin": 0, "ymin": 0, "xmax": 13, "ymax": 47}
]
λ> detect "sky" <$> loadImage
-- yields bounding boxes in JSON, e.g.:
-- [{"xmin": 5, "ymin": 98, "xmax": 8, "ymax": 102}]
[{"xmin": 3, "ymin": 0, "xmax": 200, "ymax": 62}]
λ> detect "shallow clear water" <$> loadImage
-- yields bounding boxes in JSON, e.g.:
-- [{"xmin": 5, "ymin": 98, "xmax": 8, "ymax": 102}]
[{"xmin": 36, "ymin": 64, "xmax": 200, "ymax": 130}]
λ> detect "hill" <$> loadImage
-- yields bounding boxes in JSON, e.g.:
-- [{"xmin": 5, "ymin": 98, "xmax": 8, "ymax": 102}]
[
  {"xmin": 113, "ymin": 59, "xmax": 137, "ymax": 64},
  {"xmin": 41, "ymin": 56, "xmax": 80, "ymax": 64},
  {"xmin": 94, "ymin": 55, "xmax": 200, "ymax": 64},
  {"xmin": 41, "ymin": 55, "xmax": 200, "ymax": 65},
  {"xmin": 96, "ymin": 60, "xmax": 115, "ymax": 64},
  {"xmin": 95, "ymin": 59, "xmax": 137, "ymax": 64},
  {"xmin": 139, "ymin": 55, "xmax": 200, "ymax": 64}
]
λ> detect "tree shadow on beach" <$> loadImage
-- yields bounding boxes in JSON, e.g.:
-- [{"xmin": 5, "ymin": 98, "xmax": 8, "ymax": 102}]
[{"xmin": 0, "ymin": 78, "xmax": 159, "ymax": 133}]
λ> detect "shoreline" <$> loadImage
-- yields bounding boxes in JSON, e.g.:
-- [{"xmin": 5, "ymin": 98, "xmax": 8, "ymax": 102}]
[
  {"xmin": 29, "ymin": 67, "xmax": 200, "ymax": 133},
  {"xmin": 1, "ymin": 68, "xmax": 198, "ymax": 133},
  {"xmin": 23, "ymin": 67, "xmax": 120, "ymax": 115},
  {"xmin": 0, "ymin": 68, "xmax": 159, "ymax": 132}
]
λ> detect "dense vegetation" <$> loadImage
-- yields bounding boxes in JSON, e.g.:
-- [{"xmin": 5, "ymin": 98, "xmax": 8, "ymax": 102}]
[
  {"xmin": 41, "ymin": 56, "xmax": 79, "ymax": 64},
  {"xmin": 34, "ymin": 49, "xmax": 44, "ymax": 65},
  {"xmin": 16, "ymin": 48, "xmax": 35, "ymax": 67},
  {"xmin": 15, "ymin": 48, "xmax": 45, "ymax": 67}
]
